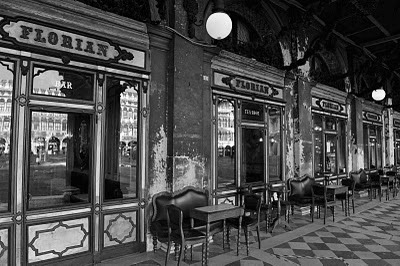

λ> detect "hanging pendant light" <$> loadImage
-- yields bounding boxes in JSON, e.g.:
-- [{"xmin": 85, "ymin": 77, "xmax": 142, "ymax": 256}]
[
  {"xmin": 206, "ymin": 0, "xmax": 232, "ymax": 40},
  {"xmin": 371, "ymin": 87, "xmax": 386, "ymax": 101}
]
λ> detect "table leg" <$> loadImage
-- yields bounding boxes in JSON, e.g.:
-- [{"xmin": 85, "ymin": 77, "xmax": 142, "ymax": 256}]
[
  {"xmin": 237, "ymin": 215, "xmax": 242, "ymax": 256},
  {"xmin": 204, "ymin": 222, "xmax": 209, "ymax": 266}
]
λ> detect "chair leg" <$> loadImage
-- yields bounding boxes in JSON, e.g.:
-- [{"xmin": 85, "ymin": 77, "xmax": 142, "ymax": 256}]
[
  {"xmin": 244, "ymin": 227, "xmax": 249, "ymax": 256},
  {"xmin": 311, "ymin": 204, "xmax": 314, "ymax": 223},
  {"xmin": 177, "ymin": 244, "xmax": 184, "ymax": 266},
  {"xmin": 332, "ymin": 206, "xmax": 335, "ymax": 222},
  {"xmin": 226, "ymin": 225, "xmax": 231, "ymax": 249},
  {"xmin": 341, "ymin": 200, "xmax": 344, "ymax": 211},
  {"xmin": 174, "ymin": 242, "xmax": 179, "ymax": 261},
  {"xmin": 352, "ymin": 198, "xmax": 355, "ymax": 214},
  {"xmin": 153, "ymin": 236, "xmax": 158, "ymax": 253},
  {"xmin": 165, "ymin": 239, "xmax": 171, "ymax": 266},
  {"xmin": 257, "ymin": 225, "xmax": 261, "ymax": 249},
  {"xmin": 323, "ymin": 205, "xmax": 326, "ymax": 224}
]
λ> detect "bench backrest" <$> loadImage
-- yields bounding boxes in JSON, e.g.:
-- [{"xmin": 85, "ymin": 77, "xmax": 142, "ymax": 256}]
[
  {"xmin": 349, "ymin": 168, "xmax": 368, "ymax": 184},
  {"xmin": 151, "ymin": 186, "xmax": 209, "ymax": 222},
  {"xmin": 287, "ymin": 175, "xmax": 315, "ymax": 197}
]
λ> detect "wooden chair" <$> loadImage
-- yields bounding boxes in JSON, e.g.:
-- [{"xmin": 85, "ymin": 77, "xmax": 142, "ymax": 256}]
[
  {"xmin": 384, "ymin": 171, "xmax": 397, "ymax": 199},
  {"xmin": 369, "ymin": 172, "xmax": 388, "ymax": 201},
  {"xmin": 311, "ymin": 183, "xmax": 336, "ymax": 224},
  {"xmin": 227, "ymin": 193, "xmax": 262, "ymax": 256},
  {"xmin": 337, "ymin": 178, "xmax": 355, "ymax": 214},
  {"xmin": 267, "ymin": 183, "xmax": 291, "ymax": 230},
  {"xmin": 165, "ymin": 204, "xmax": 206, "ymax": 266}
]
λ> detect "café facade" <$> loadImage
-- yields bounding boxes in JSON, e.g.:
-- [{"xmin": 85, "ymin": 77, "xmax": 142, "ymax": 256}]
[{"xmin": 0, "ymin": 0, "xmax": 398, "ymax": 265}]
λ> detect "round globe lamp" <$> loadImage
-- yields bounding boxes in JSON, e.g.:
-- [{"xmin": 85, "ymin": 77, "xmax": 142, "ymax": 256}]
[
  {"xmin": 206, "ymin": 12, "xmax": 232, "ymax": 40},
  {"xmin": 372, "ymin": 88, "xmax": 386, "ymax": 101}
]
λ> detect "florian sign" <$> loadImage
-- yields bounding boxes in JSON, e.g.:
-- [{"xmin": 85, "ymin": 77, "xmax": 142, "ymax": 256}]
[
  {"xmin": 0, "ymin": 18, "xmax": 146, "ymax": 68},
  {"xmin": 213, "ymin": 72, "xmax": 283, "ymax": 100},
  {"xmin": 312, "ymin": 98, "xmax": 346, "ymax": 115},
  {"xmin": 363, "ymin": 111, "xmax": 382, "ymax": 123}
]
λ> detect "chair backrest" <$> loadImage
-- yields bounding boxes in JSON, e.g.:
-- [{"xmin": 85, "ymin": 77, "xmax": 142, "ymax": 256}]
[
  {"xmin": 244, "ymin": 193, "xmax": 261, "ymax": 212},
  {"xmin": 288, "ymin": 175, "xmax": 315, "ymax": 197},
  {"xmin": 369, "ymin": 172, "xmax": 380, "ymax": 183},
  {"xmin": 311, "ymin": 183, "xmax": 326, "ymax": 197},
  {"xmin": 349, "ymin": 168, "xmax": 368, "ymax": 185},
  {"xmin": 243, "ymin": 193, "xmax": 261, "ymax": 221},
  {"xmin": 166, "ymin": 204, "xmax": 184, "ymax": 238},
  {"xmin": 151, "ymin": 186, "xmax": 209, "ymax": 222},
  {"xmin": 341, "ymin": 178, "xmax": 355, "ymax": 192}
]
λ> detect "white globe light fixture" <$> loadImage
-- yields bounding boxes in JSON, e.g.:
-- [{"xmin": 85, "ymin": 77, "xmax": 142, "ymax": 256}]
[
  {"xmin": 371, "ymin": 87, "xmax": 386, "ymax": 101},
  {"xmin": 206, "ymin": 11, "xmax": 232, "ymax": 40}
]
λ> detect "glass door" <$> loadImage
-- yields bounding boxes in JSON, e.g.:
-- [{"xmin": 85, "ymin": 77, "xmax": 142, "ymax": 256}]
[{"xmin": 241, "ymin": 127, "xmax": 265, "ymax": 184}]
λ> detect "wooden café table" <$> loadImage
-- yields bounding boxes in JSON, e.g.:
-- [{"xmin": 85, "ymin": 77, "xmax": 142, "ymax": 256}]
[{"xmin": 190, "ymin": 203, "xmax": 244, "ymax": 266}]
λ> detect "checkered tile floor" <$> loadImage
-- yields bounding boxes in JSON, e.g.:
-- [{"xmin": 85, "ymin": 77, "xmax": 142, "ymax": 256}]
[{"xmin": 98, "ymin": 197, "xmax": 400, "ymax": 266}]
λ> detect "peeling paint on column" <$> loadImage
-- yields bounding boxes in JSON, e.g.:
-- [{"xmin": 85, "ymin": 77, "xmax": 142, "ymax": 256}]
[
  {"xmin": 173, "ymin": 156, "xmax": 205, "ymax": 191},
  {"xmin": 148, "ymin": 125, "xmax": 168, "ymax": 196},
  {"xmin": 279, "ymin": 41, "xmax": 292, "ymax": 67},
  {"xmin": 286, "ymin": 102, "xmax": 295, "ymax": 179},
  {"xmin": 298, "ymin": 36, "xmax": 310, "ymax": 77},
  {"xmin": 285, "ymin": 78, "xmax": 296, "ymax": 180}
]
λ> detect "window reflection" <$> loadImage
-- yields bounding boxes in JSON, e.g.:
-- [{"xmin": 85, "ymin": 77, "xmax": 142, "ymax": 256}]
[
  {"xmin": 217, "ymin": 99, "xmax": 235, "ymax": 188},
  {"xmin": 0, "ymin": 60, "xmax": 13, "ymax": 212},
  {"xmin": 363, "ymin": 124, "xmax": 382, "ymax": 170},
  {"xmin": 104, "ymin": 78, "xmax": 138, "ymax": 200},
  {"xmin": 242, "ymin": 128, "xmax": 264, "ymax": 183},
  {"xmin": 28, "ymin": 111, "xmax": 91, "ymax": 209},
  {"xmin": 32, "ymin": 65, "xmax": 94, "ymax": 101},
  {"xmin": 313, "ymin": 115, "xmax": 346, "ymax": 176},
  {"xmin": 268, "ymin": 107, "xmax": 282, "ymax": 181}
]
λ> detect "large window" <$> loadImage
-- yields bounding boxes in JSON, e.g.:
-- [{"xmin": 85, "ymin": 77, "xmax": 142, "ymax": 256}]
[
  {"xmin": 216, "ymin": 96, "xmax": 283, "ymax": 188},
  {"xmin": 363, "ymin": 124, "xmax": 382, "ymax": 170},
  {"xmin": 395, "ymin": 130, "xmax": 400, "ymax": 166},
  {"xmin": 28, "ymin": 111, "xmax": 92, "ymax": 209},
  {"xmin": 32, "ymin": 65, "xmax": 94, "ymax": 101},
  {"xmin": 0, "ymin": 60, "xmax": 14, "ymax": 212},
  {"xmin": 313, "ymin": 114, "xmax": 346, "ymax": 176},
  {"xmin": 217, "ymin": 99, "xmax": 236, "ymax": 188},
  {"xmin": 104, "ymin": 77, "xmax": 139, "ymax": 200}
]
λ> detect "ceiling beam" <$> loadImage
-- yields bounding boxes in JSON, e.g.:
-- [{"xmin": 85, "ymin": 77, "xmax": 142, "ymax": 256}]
[
  {"xmin": 361, "ymin": 33, "xmax": 400, "ymax": 47},
  {"xmin": 278, "ymin": 0, "xmax": 400, "ymax": 80},
  {"xmin": 346, "ymin": 25, "xmax": 376, "ymax": 37},
  {"xmin": 351, "ymin": 0, "xmax": 398, "ymax": 45}
]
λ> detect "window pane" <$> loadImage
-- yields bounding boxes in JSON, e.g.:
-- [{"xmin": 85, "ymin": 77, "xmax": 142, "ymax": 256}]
[
  {"xmin": 325, "ymin": 117, "xmax": 336, "ymax": 131},
  {"xmin": 370, "ymin": 137, "xmax": 377, "ymax": 169},
  {"xmin": 325, "ymin": 134, "xmax": 337, "ymax": 174},
  {"xmin": 363, "ymin": 124, "xmax": 369, "ymax": 168},
  {"xmin": 104, "ymin": 78, "xmax": 139, "ymax": 200},
  {"xmin": 29, "ymin": 111, "xmax": 91, "ymax": 209},
  {"xmin": 337, "ymin": 120, "xmax": 346, "ymax": 173},
  {"xmin": 217, "ymin": 99, "xmax": 235, "ymax": 188},
  {"xmin": 376, "ymin": 127, "xmax": 382, "ymax": 169},
  {"xmin": 242, "ymin": 128, "xmax": 264, "ymax": 183},
  {"xmin": 32, "ymin": 65, "xmax": 94, "ymax": 101},
  {"xmin": 313, "ymin": 115, "xmax": 323, "ymax": 175},
  {"xmin": 268, "ymin": 107, "xmax": 282, "ymax": 181},
  {"xmin": 0, "ymin": 60, "xmax": 14, "ymax": 212}
]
